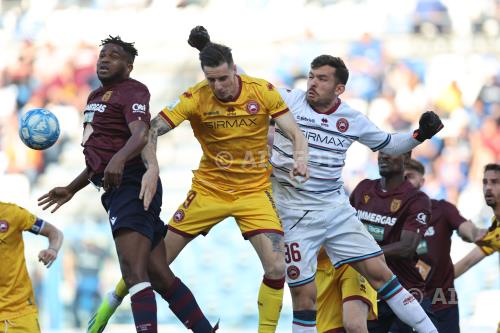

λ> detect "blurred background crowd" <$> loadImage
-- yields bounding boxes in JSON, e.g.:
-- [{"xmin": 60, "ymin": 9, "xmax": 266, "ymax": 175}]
[{"xmin": 0, "ymin": 0, "xmax": 499, "ymax": 332}]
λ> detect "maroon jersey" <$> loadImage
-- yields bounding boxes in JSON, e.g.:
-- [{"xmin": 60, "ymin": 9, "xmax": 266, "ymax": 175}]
[
  {"xmin": 350, "ymin": 179, "xmax": 431, "ymax": 296},
  {"xmin": 82, "ymin": 78, "xmax": 151, "ymax": 174},
  {"xmin": 416, "ymin": 199, "xmax": 466, "ymax": 311}
]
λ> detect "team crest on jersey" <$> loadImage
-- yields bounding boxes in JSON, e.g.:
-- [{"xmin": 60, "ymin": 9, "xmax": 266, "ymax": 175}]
[
  {"xmin": 183, "ymin": 91, "xmax": 193, "ymax": 98},
  {"xmin": 336, "ymin": 118, "xmax": 349, "ymax": 132},
  {"xmin": 0, "ymin": 220, "xmax": 9, "ymax": 233},
  {"xmin": 102, "ymin": 91, "xmax": 113, "ymax": 102},
  {"xmin": 173, "ymin": 209, "xmax": 185, "ymax": 222},
  {"xmin": 246, "ymin": 100, "xmax": 260, "ymax": 115},
  {"xmin": 363, "ymin": 195, "xmax": 370, "ymax": 204},
  {"xmin": 390, "ymin": 199, "xmax": 401, "ymax": 212},
  {"xmin": 287, "ymin": 265, "xmax": 300, "ymax": 280},
  {"xmin": 267, "ymin": 82, "xmax": 275, "ymax": 90}
]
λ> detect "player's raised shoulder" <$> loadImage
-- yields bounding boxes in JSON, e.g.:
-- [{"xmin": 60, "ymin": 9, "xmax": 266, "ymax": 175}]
[
  {"xmin": 353, "ymin": 178, "xmax": 375, "ymax": 192},
  {"xmin": 123, "ymin": 78, "xmax": 150, "ymax": 93},
  {"xmin": 0, "ymin": 201, "xmax": 21, "ymax": 210},
  {"xmin": 239, "ymin": 74, "xmax": 273, "ymax": 88},
  {"xmin": 185, "ymin": 79, "xmax": 209, "ymax": 97}
]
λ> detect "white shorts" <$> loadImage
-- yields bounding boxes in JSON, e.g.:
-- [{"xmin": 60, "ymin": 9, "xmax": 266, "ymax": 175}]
[{"xmin": 278, "ymin": 193, "xmax": 382, "ymax": 287}]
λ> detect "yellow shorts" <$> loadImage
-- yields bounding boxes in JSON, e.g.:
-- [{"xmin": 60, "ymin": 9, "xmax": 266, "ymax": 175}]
[
  {"xmin": 167, "ymin": 182, "xmax": 283, "ymax": 239},
  {"xmin": 316, "ymin": 263, "xmax": 377, "ymax": 333},
  {"xmin": 1, "ymin": 311, "xmax": 40, "ymax": 333}
]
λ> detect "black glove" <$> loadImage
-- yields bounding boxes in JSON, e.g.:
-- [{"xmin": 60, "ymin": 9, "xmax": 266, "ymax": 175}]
[
  {"xmin": 187, "ymin": 26, "xmax": 211, "ymax": 51},
  {"xmin": 413, "ymin": 111, "xmax": 444, "ymax": 142}
]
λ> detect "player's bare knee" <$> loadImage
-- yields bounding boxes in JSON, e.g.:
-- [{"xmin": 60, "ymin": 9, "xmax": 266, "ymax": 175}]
[
  {"xmin": 148, "ymin": 266, "xmax": 176, "ymax": 294},
  {"xmin": 290, "ymin": 284, "xmax": 316, "ymax": 310},
  {"xmin": 120, "ymin": 260, "xmax": 148, "ymax": 287},
  {"xmin": 352, "ymin": 257, "xmax": 392, "ymax": 290},
  {"xmin": 263, "ymin": 255, "xmax": 286, "ymax": 279},
  {"xmin": 122, "ymin": 272, "xmax": 147, "ymax": 288}
]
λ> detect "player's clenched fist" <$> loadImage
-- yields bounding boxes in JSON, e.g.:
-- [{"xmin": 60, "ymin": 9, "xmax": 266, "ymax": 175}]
[
  {"xmin": 290, "ymin": 155, "xmax": 309, "ymax": 184},
  {"xmin": 38, "ymin": 248, "xmax": 58, "ymax": 268},
  {"xmin": 413, "ymin": 111, "xmax": 444, "ymax": 142}
]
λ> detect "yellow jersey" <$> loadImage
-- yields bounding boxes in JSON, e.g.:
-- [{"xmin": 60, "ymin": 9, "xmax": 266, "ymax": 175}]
[
  {"xmin": 317, "ymin": 247, "xmax": 333, "ymax": 272},
  {"xmin": 0, "ymin": 202, "xmax": 39, "ymax": 320},
  {"xmin": 160, "ymin": 74, "xmax": 289, "ymax": 193},
  {"xmin": 478, "ymin": 217, "xmax": 500, "ymax": 255}
]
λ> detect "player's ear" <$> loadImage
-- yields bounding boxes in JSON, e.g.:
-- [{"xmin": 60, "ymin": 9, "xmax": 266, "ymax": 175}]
[
  {"xmin": 127, "ymin": 63, "xmax": 133, "ymax": 74},
  {"xmin": 335, "ymin": 83, "xmax": 345, "ymax": 96},
  {"xmin": 232, "ymin": 64, "xmax": 237, "ymax": 74}
]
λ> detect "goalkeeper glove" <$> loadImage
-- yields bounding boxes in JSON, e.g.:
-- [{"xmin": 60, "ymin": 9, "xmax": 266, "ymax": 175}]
[{"xmin": 413, "ymin": 111, "xmax": 444, "ymax": 142}]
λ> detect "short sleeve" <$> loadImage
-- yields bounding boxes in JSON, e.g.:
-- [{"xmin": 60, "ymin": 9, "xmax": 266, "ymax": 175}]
[
  {"xmin": 13, "ymin": 205, "xmax": 37, "ymax": 232},
  {"xmin": 123, "ymin": 85, "xmax": 151, "ymax": 125},
  {"xmin": 402, "ymin": 193, "xmax": 431, "ymax": 235},
  {"xmin": 159, "ymin": 89, "xmax": 197, "ymax": 128},
  {"xmin": 479, "ymin": 245, "xmax": 495, "ymax": 256},
  {"xmin": 441, "ymin": 200, "xmax": 467, "ymax": 230},
  {"xmin": 477, "ymin": 219, "xmax": 499, "ymax": 256},
  {"xmin": 356, "ymin": 114, "xmax": 392, "ymax": 152},
  {"xmin": 262, "ymin": 82, "xmax": 289, "ymax": 119}
]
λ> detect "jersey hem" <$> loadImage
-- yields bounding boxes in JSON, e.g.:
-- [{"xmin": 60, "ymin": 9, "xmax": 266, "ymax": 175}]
[
  {"xmin": 242, "ymin": 228, "xmax": 283, "ymax": 240},
  {"xmin": 0, "ymin": 306, "xmax": 38, "ymax": 321}
]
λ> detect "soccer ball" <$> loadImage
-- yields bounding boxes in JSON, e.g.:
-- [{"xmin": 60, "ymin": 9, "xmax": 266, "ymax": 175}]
[{"xmin": 19, "ymin": 108, "xmax": 60, "ymax": 150}]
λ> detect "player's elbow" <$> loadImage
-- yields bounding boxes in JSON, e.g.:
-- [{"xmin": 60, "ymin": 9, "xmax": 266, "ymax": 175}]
[
  {"xmin": 139, "ymin": 129, "xmax": 149, "ymax": 147},
  {"xmin": 50, "ymin": 227, "xmax": 64, "ymax": 245}
]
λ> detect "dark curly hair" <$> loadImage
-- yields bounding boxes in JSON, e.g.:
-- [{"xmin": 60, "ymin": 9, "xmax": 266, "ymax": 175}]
[{"xmin": 100, "ymin": 35, "xmax": 138, "ymax": 64}]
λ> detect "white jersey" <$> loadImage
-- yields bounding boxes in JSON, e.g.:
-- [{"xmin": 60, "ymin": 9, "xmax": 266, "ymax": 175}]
[{"xmin": 271, "ymin": 88, "xmax": 391, "ymax": 210}]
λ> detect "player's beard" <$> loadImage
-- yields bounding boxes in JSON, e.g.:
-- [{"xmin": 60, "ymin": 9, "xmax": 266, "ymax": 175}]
[
  {"xmin": 485, "ymin": 197, "xmax": 497, "ymax": 209},
  {"xmin": 306, "ymin": 96, "xmax": 330, "ymax": 110}
]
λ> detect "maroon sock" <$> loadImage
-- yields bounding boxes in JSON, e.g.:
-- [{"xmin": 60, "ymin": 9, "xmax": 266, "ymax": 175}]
[
  {"xmin": 161, "ymin": 277, "xmax": 213, "ymax": 332},
  {"xmin": 130, "ymin": 287, "xmax": 158, "ymax": 333}
]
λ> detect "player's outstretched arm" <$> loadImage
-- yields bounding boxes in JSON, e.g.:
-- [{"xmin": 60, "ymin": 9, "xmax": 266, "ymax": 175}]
[
  {"xmin": 458, "ymin": 221, "xmax": 487, "ymax": 242},
  {"xmin": 140, "ymin": 115, "xmax": 173, "ymax": 210},
  {"xmin": 381, "ymin": 230, "xmax": 421, "ymax": 258},
  {"xmin": 37, "ymin": 221, "xmax": 63, "ymax": 268},
  {"xmin": 412, "ymin": 111, "xmax": 444, "ymax": 142},
  {"xmin": 38, "ymin": 168, "xmax": 90, "ymax": 213},
  {"xmin": 377, "ymin": 111, "xmax": 444, "ymax": 156},
  {"xmin": 454, "ymin": 246, "xmax": 486, "ymax": 278},
  {"xmin": 274, "ymin": 112, "xmax": 309, "ymax": 181}
]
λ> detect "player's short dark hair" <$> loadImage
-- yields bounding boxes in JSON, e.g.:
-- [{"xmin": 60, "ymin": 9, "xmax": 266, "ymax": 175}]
[
  {"xmin": 484, "ymin": 163, "xmax": 500, "ymax": 173},
  {"xmin": 311, "ymin": 55, "xmax": 349, "ymax": 85},
  {"xmin": 405, "ymin": 158, "xmax": 425, "ymax": 175},
  {"xmin": 199, "ymin": 42, "xmax": 234, "ymax": 69},
  {"xmin": 100, "ymin": 35, "xmax": 138, "ymax": 64}
]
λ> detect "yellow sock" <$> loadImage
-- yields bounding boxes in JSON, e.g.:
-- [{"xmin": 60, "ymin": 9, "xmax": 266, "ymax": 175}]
[
  {"xmin": 257, "ymin": 279, "xmax": 284, "ymax": 333},
  {"xmin": 114, "ymin": 278, "xmax": 129, "ymax": 298}
]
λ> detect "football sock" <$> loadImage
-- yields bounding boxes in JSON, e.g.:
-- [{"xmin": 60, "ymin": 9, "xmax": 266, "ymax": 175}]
[
  {"xmin": 107, "ymin": 290, "xmax": 123, "ymax": 308},
  {"xmin": 114, "ymin": 278, "xmax": 129, "ymax": 299},
  {"xmin": 257, "ymin": 276, "xmax": 285, "ymax": 333},
  {"xmin": 161, "ymin": 277, "xmax": 213, "ymax": 333},
  {"xmin": 378, "ymin": 276, "xmax": 437, "ymax": 333},
  {"xmin": 129, "ymin": 282, "xmax": 157, "ymax": 333},
  {"xmin": 292, "ymin": 310, "xmax": 317, "ymax": 333}
]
